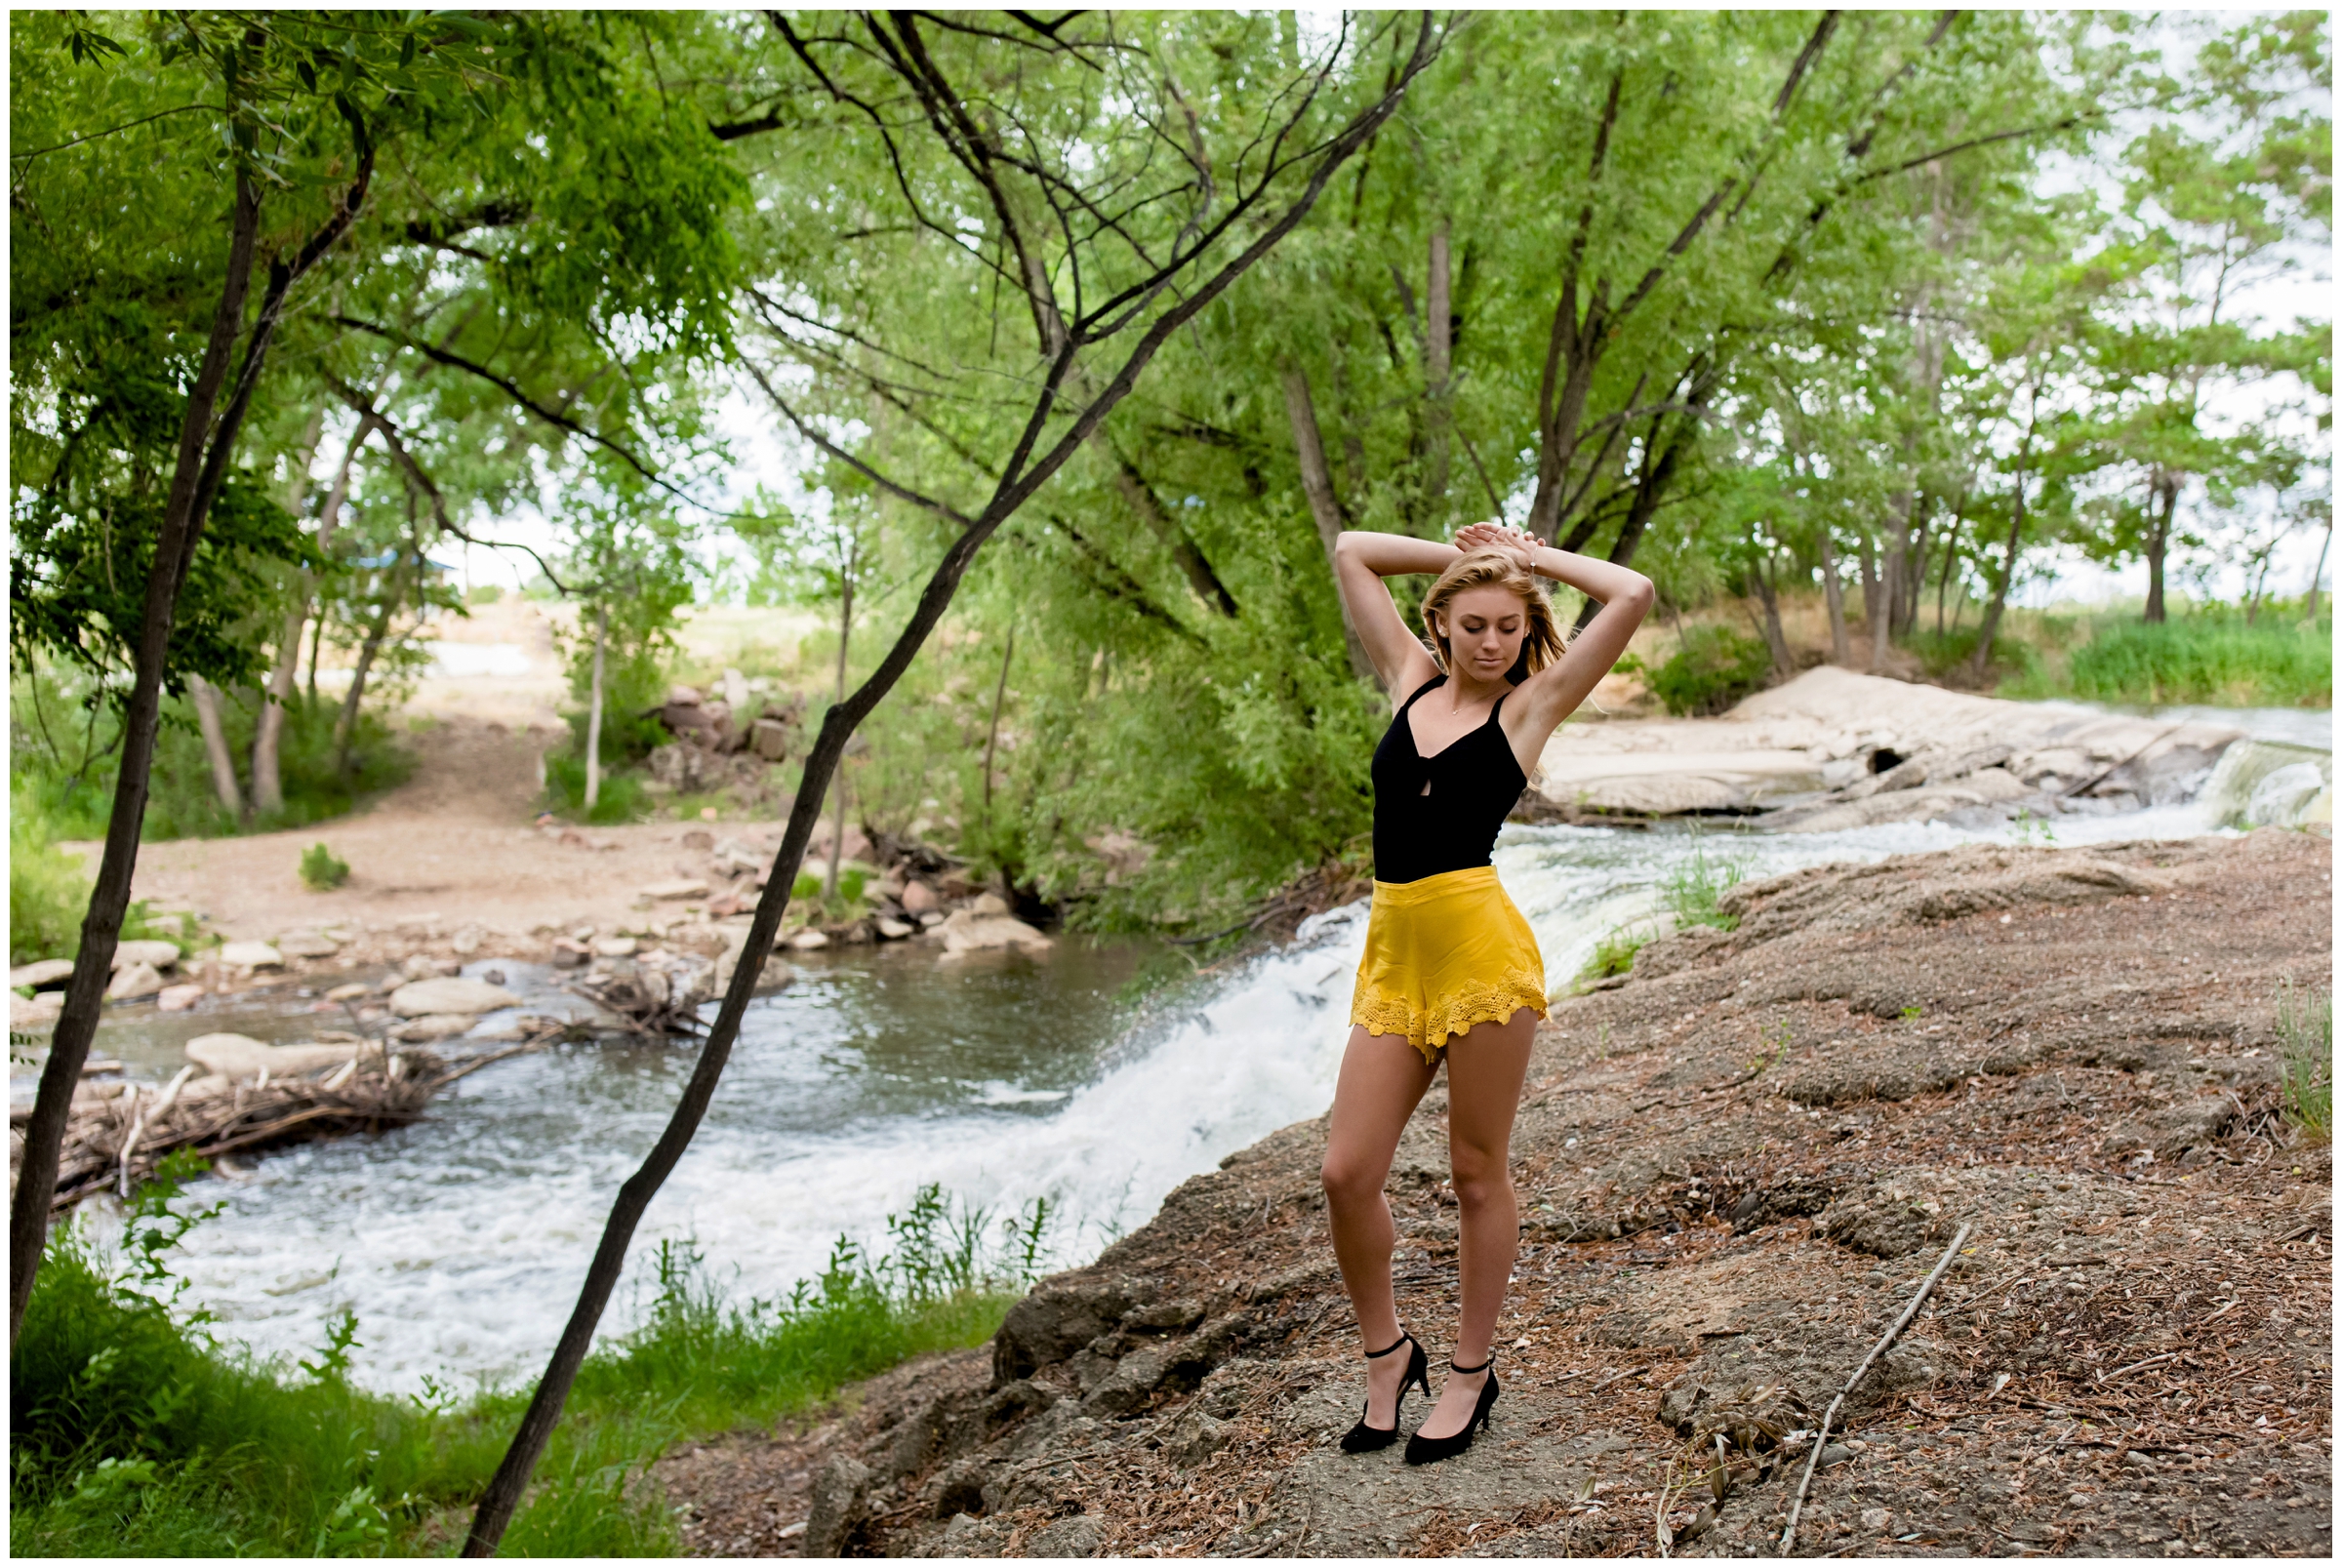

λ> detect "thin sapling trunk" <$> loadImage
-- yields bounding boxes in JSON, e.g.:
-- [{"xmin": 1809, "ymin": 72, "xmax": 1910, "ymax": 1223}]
[{"xmin": 585, "ymin": 599, "xmax": 607, "ymax": 815}]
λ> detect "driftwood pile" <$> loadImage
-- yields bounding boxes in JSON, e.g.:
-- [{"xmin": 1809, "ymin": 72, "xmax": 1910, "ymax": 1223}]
[{"xmin": 28, "ymin": 1033, "xmax": 559, "ymax": 1214}]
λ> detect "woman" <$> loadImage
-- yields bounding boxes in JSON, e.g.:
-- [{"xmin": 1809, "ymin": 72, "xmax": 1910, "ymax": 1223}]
[{"xmin": 1322, "ymin": 520, "xmax": 1652, "ymax": 1465}]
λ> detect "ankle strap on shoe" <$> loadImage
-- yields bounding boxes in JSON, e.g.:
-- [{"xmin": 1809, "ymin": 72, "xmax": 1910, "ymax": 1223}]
[
  {"xmin": 1364, "ymin": 1331, "xmax": 1414, "ymax": 1359},
  {"xmin": 1449, "ymin": 1355, "xmax": 1493, "ymax": 1375}
]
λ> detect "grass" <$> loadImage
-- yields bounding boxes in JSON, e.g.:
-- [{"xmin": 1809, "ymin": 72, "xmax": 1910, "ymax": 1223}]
[
  {"xmin": 1996, "ymin": 611, "xmax": 2331, "ymax": 707},
  {"xmin": 9, "ymin": 794, "xmax": 182, "ymax": 965},
  {"xmin": 13, "ymin": 666, "xmax": 414, "ymax": 845},
  {"xmin": 2278, "ymin": 979, "xmax": 2331, "ymax": 1145},
  {"xmin": 1574, "ymin": 923, "xmax": 1654, "ymax": 990},
  {"xmin": 11, "ymin": 1171, "xmax": 1046, "ymax": 1558},
  {"xmin": 1658, "ymin": 838, "xmax": 1750, "ymax": 932}
]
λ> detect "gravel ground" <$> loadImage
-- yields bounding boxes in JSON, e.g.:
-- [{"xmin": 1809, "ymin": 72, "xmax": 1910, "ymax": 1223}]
[{"xmin": 653, "ymin": 829, "xmax": 2333, "ymax": 1558}]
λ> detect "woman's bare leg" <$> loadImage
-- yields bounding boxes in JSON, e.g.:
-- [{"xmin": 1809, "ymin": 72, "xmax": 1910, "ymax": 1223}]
[
  {"xmin": 1320, "ymin": 1025, "xmax": 1438, "ymax": 1426},
  {"xmin": 1415, "ymin": 1005, "xmax": 1537, "ymax": 1440}
]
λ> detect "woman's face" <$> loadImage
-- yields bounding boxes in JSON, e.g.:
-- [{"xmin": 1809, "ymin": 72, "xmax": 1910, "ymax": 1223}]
[{"xmin": 1435, "ymin": 584, "xmax": 1528, "ymax": 681}]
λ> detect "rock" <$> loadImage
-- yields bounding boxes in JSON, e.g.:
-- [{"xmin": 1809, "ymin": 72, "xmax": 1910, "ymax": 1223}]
[
  {"xmin": 994, "ymin": 1274, "xmax": 1137, "ymax": 1384},
  {"xmin": 749, "ymin": 717, "xmax": 792, "ymax": 760},
  {"xmin": 183, "ymin": 1033, "xmax": 360, "ymax": 1079},
  {"xmin": 918, "ymin": 910, "xmax": 946, "ymax": 929},
  {"xmin": 787, "ymin": 929, "xmax": 831, "ymax": 951},
  {"xmin": 1818, "ymin": 1442, "xmax": 1854, "ymax": 1468},
  {"xmin": 387, "ymin": 977, "xmax": 523, "ymax": 1018},
  {"xmin": 10, "ymin": 991, "xmax": 62, "ymax": 1031},
  {"xmin": 970, "ymin": 892, "xmax": 1011, "ymax": 916},
  {"xmin": 106, "ymin": 963, "xmax": 166, "ymax": 1001},
  {"xmin": 802, "ymin": 1455, "xmax": 869, "ymax": 1558},
  {"xmin": 667, "ymin": 683, "xmax": 704, "ymax": 707},
  {"xmin": 549, "ymin": 939, "xmax": 591, "ymax": 969},
  {"xmin": 592, "ymin": 936, "xmax": 637, "ymax": 958},
  {"xmin": 681, "ymin": 828, "xmax": 715, "ymax": 851},
  {"xmin": 111, "ymin": 940, "xmax": 183, "ymax": 970},
  {"xmin": 449, "ymin": 925, "xmax": 485, "ymax": 957},
  {"xmin": 10, "ymin": 959, "xmax": 76, "ymax": 990},
  {"xmin": 876, "ymin": 917, "xmax": 915, "ymax": 941},
  {"xmin": 1027, "ymin": 1515, "xmax": 1102, "ymax": 1557},
  {"xmin": 391, "ymin": 1013, "xmax": 477, "ymax": 1042},
  {"xmin": 933, "ymin": 909, "xmax": 1055, "ymax": 957},
  {"xmin": 1160, "ymin": 1406, "xmax": 1230, "ymax": 1467},
  {"xmin": 275, "ymin": 932, "xmax": 341, "ymax": 959},
  {"xmin": 218, "ymin": 941, "xmax": 285, "ymax": 970},
  {"xmin": 901, "ymin": 879, "xmax": 940, "ymax": 915},
  {"xmin": 2247, "ymin": 761, "xmax": 2328, "ymax": 827},
  {"xmin": 639, "ymin": 879, "xmax": 709, "ymax": 902},
  {"xmin": 324, "ymin": 983, "xmax": 373, "ymax": 1003},
  {"xmin": 156, "ymin": 984, "xmax": 206, "ymax": 1013},
  {"xmin": 400, "ymin": 954, "xmax": 442, "ymax": 981}
]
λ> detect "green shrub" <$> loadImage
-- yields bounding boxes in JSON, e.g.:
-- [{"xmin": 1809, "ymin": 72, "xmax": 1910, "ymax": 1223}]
[
  {"xmin": 1660, "ymin": 839, "xmax": 1749, "ymax": 931},
  {"xmin": 10, "ymin": 795, "xmax": 91, "ymax": 965},
  {"xmin": 2278, "ymin": 980, "xmax": 2331, "ymax": 1145},
  {"xmin": 1575, "ymin": 923, "xmax": 1652, "ymax": 989},
  {"xmin": 1628, "ymin": 625, "xmax": 1772, "ymax": 716},
  {"xmin": 11, "ymin": 1172, "xmax": 1047, "ymax": 1559},
  {"xmin": 540, "ymin": 752, "xmax": 652, "ymax": 825},
  {"xmin": 2060, "ymin": 616, "xmax": 2330, "ymax": 706},
  {"xmin": 297, "ymin": 843, "xmax": 349, "ymax": 891}
]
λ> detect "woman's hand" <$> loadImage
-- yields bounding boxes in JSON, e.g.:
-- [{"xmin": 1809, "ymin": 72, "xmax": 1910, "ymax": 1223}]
[{"xmin": 1453, "ymin": 521, "xmax": 1538, "ymax": 573}]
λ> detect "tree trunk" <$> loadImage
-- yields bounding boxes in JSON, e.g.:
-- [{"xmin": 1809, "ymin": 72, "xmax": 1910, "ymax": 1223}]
[
  {"xmin": 189, "ymin": 675, "xmax": 246, "ymax": 820},
  {"xmin": 1279, "ymin": 364, "xmax": 1379, "ymax": 680},
  {"xmin": 1422, "ymin": 220, "xmax": 1453, "ymax": 509},
  {"xmin": 2143, "ymin": 471, "xmax": 2174, "ymax": 623},
  {"xmin": 1816, "ymin": 529, "xmax": 1850, "ymax": 663},
  {"xmin": 10, "ymin": 175, "xmax": 264, "ymax": 1350},
  {"xmin": 1858, "ymin": 536, "xmax": 1882, "ymax": 666},
  {"xmin": 825, "ymin": 555, "xmax": 855, "ymax": 900},
  {"xmin": 455, "ymin": 27, "xmax": 1437, "ymax": 1543},
  {"xmin": 1750, "ymin": 557, "xmax": 1795, "ymax": 679},
  {"xmin": 2306, "ymin": 519, "xmax": 2331, "ymax": 623},
  {"xmin": 254, "ymin": 413, "xmax": 374, "ymax": 813},
  {"xmin": 304, "ymin": 611, "xmax": 328, "ymax": 708},
  {"xmin": 983, "ymin": 624, "xmax": 1016, "ymax": 807},
  {"xmin": 1105, "ymin": 449, "xmax": 1236, "ymax": 617},
  {"xmin": 1970, "ymin": 477, "xmax": 2033, "ymax": 683},
  {"xmin": 1876, "ymin": 490, "xmax": 1913, "ymax": 668},
  {"xmin": 336, "ymin": 554, "xmax": 405, "ymax": 775},
  {"xmin": 584, "ymin": 599, "xmax": 607, "ymax": 815}
]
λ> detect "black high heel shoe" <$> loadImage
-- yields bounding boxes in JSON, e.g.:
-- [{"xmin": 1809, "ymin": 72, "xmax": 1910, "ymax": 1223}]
[
  {"xmin": 1403, "ymin": 1355, "xmax": 1500, "ymax": 1466},
  {"xmin": 1340, "ymin": 1331, "xmax": 1432, "ymax": 1453}
]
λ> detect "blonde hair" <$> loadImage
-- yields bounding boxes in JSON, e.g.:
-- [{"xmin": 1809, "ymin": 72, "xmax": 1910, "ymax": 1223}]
[{"xmin": 1420, "ymin": 548, "xmax": 1567, "ymax": 677}]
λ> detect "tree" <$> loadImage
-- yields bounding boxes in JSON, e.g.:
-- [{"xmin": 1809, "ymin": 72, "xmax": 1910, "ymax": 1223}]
[
  {"xmin": 458, "ymin": 12, "xmax": 1445, "ymax": 1552},
  {"xmin": 2089, "ymin": 12, "xmax": 2330, "ymax": 621},
  {"xmin": 8, "ymin": 9, "xmax": 747, "ymax": 1348}
]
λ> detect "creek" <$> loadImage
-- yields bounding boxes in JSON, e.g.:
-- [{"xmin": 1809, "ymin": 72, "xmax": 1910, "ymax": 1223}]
[{"xmin": 44, "ymin": 703, "xmax": 2328, "ymax": 1395}]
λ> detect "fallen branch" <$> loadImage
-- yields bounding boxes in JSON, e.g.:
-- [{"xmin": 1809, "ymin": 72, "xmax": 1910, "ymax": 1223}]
[{"xmin": 1780, "ymin": 1221, "xmax": 1972, "ymax": 1554}]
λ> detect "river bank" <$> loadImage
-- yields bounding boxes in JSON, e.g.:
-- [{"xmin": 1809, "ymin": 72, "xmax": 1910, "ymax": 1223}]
[{"xmin": 655, "ymin": 830, "xmax": 2332, "ymax": 1558}]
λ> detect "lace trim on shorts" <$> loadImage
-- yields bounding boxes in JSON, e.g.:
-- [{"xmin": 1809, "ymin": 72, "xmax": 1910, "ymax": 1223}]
[{"xmin": 1351, "ymin": 966, "xmax": 1548, "ymax": 1057}]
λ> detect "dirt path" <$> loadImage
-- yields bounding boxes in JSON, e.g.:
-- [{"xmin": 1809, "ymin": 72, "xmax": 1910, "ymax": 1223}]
[{"xmin": 653, "ymin": 831, "xmax": 2332, "ymax": 1558}]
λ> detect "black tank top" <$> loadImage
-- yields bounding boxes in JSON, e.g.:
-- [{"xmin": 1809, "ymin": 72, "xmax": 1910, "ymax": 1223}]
[{"xmin": 1370, "ymin": 675, "xmax": 1527, "ymax": 885}]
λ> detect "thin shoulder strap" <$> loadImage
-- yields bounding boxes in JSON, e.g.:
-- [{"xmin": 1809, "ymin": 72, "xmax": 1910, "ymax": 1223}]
[{"xmin": 1398, "ymin": 673, "xmax": 1446, "ymax": 713}]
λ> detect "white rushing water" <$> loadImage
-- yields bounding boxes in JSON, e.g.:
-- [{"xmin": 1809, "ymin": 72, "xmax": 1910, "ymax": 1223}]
[{"xmin": 150, "ymin": 789, "xmax": 2263, "ymax": 1393}]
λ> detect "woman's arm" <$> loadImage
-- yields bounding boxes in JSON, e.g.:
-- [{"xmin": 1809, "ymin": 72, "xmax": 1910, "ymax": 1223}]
[
  {"xmin": 1453, "ymin": 523, "xmax": 1653, "ymax": 743},
  {"xmin": 1333, "ymin": 530, "xmax": 1457, "ymax": 696}
]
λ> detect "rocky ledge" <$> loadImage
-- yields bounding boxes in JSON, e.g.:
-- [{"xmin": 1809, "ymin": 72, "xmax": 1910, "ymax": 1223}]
[{"xmin": 656, "ymin": 829, "xmax": 2332, "ymax": 1558}]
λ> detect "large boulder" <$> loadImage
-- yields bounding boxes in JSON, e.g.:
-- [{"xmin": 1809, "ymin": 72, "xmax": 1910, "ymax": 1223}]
[
  {"xmin": 106, "ymin": 963, "xmax": 167, "ymax": 1001},
  {"xmin": 387, "ymin": 977, "xmax": 523, "ymax": 1018},
  {"xmin": 10, "ymin": 959, "xmax": 76, "ymax": 990},
  {"xmin": 934, "ymin": 908, "xmax": 1055, "ymax": 957},
  {"xmin": 111, "ymin": 940, "xmax": 182, "ymax": 970},
  {"xmin": 183, "ymin": 1033, "xmax": 360, "ymax": 1079},
  {"xmin": 10, "ymin": 991, "xmax": 62, "ymax": 1031},
  {"xmin": 218, "ymin": 941, "xmax": 285, "ymax": 970}
]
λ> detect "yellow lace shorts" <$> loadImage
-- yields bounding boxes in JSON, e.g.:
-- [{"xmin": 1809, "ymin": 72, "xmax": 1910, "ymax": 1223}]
[{"xmin": 1348, "ymin": 864, "xmax": 1548, "ymax": 1065}]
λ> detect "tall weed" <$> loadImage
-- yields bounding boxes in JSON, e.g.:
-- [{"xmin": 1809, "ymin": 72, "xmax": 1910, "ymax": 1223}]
[
  {"xmin": 2278, "ymin": 979, "xmax": 2332, "ymax": 1145},
  {"xmin": 1660, "ymin": 839, "xmax": 1750, "ymax": 932},
  {"xmin": 1998, "ymin": 614, "xmax": 2331, "ymax": 707}
]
